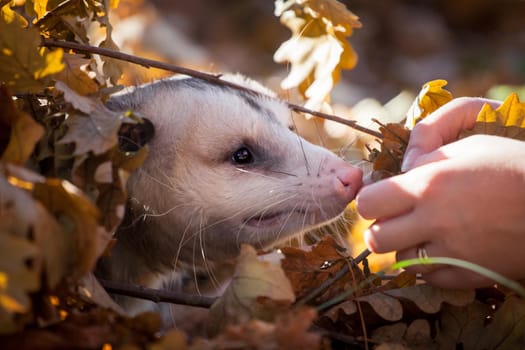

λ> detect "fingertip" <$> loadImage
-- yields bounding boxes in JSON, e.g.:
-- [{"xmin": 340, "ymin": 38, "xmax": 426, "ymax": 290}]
[
  {"xmin": 355, "ymin": 186, "xmax": 375, "ymax": 219},
  {"xmin": 363, "ymin": 227, "xmax": 379, "ymax": 253}
]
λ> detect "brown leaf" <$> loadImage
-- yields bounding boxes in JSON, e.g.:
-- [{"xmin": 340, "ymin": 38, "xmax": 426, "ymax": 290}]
[
  {"xmin": 368, "ymin": 122, "xmax": 411, "ymax": 182},
  {"xmin": 206, "ymin": 307, "xmax": 320, "ymax": 350},
  {"xmin": 435, "ymin": 301, "xmax": 493, "ymax": 349},
  {"xmin": 208, "ymin": 245, "xmax": 295, "ymax": 336},
  {"xmin": 55, "ymin": 81, "xmax": 122, "ymax": 157},
  {"xmin": 281, "ymin": 236, "xmax": 366, "ymax": 304},
  {"xmin": 56, "ymin": 54, "xmax": 99, "ymax": 95},
  {"xmin": 479, "ymin": 296, "xmax": 525, "ymax": 349},
  {"xmin": 0, "ymin": 86, "xmax": 44, "ymax": 165},
  {"xmin": 384, "ymin": 284, "xmax": 475, "ymax": 314}
]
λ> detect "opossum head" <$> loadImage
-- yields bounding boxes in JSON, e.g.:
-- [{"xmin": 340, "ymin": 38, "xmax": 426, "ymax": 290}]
[{"xmin": 108, "ymin": 75, "xmax": 362, "ymax": 266}]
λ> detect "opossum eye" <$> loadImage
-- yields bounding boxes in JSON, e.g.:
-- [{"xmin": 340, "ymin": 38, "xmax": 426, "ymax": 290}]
[{"xmin": 232, "ymin": 147, "xmax": 254, "ymax": 164}]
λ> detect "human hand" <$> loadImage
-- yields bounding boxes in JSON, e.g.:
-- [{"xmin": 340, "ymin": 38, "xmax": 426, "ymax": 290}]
[{"xmin": 357, "ymin": 98, "xmax": 525, "ymax": 289}]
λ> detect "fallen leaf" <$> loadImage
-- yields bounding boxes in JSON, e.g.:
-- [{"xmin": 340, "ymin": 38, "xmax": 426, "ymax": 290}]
[
  {"xmin": 0, "ymin": 172, "xmax": 43, "ymax": 334},
  {"xmin": 479, "ymin": 296, "xmax": 525, "ymax": 349},
  {"xmin": 281, "ymin": 236, "xmax": 366, "ymax": 303},
  {"xmin": 55, "ymin": 54, "xmax": 99, "ymax": 95},
  {"xmin": 384, "ymin": 284, "xmax": 475, "ymax": 314},
  {"xmin": 0, "ymin": 85, "xmax": 44, "ymax": 165},
  {"xmin": 0, "ymin": 6, "xmax": 64, "ymax": 93},
  {"xmin": 368, "ymin": 122, "xmax": 411, "ymax": 182},
  {"xmin": 55, "ymin": 81, "xmax": 122, "ymax": 156},
  {"xmin": 435, "ymin": 301, "xmax": 493, "ymax": 349},
  {"xmin": 208, "ymin": 244, "xmax": 295, "ymax": 335},
  {"xmin": 460, "ymin": 92, "xmax": 525, "ymax": 141}
]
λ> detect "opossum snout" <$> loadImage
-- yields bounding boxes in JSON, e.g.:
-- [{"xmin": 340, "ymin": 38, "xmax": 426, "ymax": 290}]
[{"xmin": 331, "ymin": 162, "xmax": 363, "ymax": 202}]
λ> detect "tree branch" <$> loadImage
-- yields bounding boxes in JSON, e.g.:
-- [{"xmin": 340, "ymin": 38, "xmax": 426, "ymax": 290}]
[
  {"xmin": 42, "ymin": 38, "xmax": 383, "ymax": 139},
  {"xmin": 295, "ymin": 248, "xmax": 371, "ymax": 306},
  {"xmin": 98, "ymin": 279, "xmax": 217, "ymax": 309}
]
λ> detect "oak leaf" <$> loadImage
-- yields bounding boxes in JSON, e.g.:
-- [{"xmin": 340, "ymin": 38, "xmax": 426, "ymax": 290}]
[
  {"xmin": 0, "ymin": 85, "xmax": 44, "ymax": 165},
  {"xmin": 405, "ymin": 79, "xmax": 453, "ymax": 129},
  {"xmin": 55, "ymin": 81, "xmax": 122, "ymax": 157},
  {"xmin": 478, "ymin": 296, "xmax": 525, "ymax": 349},
  {"xmin": 368, "ymin": 122, "xmax": 410, "ymax": 182},
  {"xmin": 0, "ymin": 171, "xmax": 43, "ymax": 333},
  {"xmin": 274, "ymin": 0, "xmax": 360, "ymax": 111},
  {"xmin": 56, "ymin": 54, "xmax": 99, "ymax": 95},
  {"xmin": 0, "ymin": 6, "xmax": 64, "ymax": 93},
  {"xmin": 460, "ymin": 92, "xmax": 525, "ymax": 141},
  {"xmin": 281, "ymin": 235, "xmax": 366, "ymax": 303},
  {"xmin": 208, "ymin": 245, "xmax": 295, "ymax": 335}
]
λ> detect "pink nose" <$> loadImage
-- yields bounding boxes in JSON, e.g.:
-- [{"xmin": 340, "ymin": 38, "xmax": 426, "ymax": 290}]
[{"xmin": 334, "ymin": 164, "xmax": 362, "ymax": 201}]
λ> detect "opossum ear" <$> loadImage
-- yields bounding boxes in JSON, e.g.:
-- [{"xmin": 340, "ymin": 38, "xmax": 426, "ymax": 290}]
[{"xmin": 118, "ymin": 118, "xmax": 155, "ymax": 152}]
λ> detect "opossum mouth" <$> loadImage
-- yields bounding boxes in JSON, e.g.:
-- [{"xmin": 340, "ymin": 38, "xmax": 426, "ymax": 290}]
[{"xmin": 245, "ymin": 209, "xmax": 307, "ymax": 228}]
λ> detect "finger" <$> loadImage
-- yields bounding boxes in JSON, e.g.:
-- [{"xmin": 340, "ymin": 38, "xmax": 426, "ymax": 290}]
[
  {"xmin": 363, "ymin": 210, "xmax": 432, "ymax": 253},
  {"xmin": 356, "ymin": 176, "xmax": 416, "ymax": 220},
  {"xmin": 402, "ymin": 98, "xmax": 500, "ymax": 171},
  {"xmin": 396, "ymin": 242, "xmax": 495, "ymax": 289},
  {"xmin": 395, "ymin": 242, "xmax": 444, "ymax": 275}
]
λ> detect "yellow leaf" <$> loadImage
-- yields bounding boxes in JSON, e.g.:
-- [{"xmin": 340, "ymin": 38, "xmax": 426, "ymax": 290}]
[
  {"xmin": 109, "ymin": 0, "xmax": 120, "ymax": 9},
  {"xmin": 34, "ymin": 47, "xmax": 65, "ymax": 79},
  {"xmin": 405, "ymin": 79, "xmax": 453, "ymax": 129},
  {"xmin": 0, "ymin": 6, "xmax": 65, "ymax": 93},
  {"xmin": 32, "ymin": 0, "xmax": 49, "ymax": 19},
  {"xmin": 274, "ymin": 0, "xmax": 360, "ymax": 111},
  {"xmin": 461, "ymin": 93, "xmax": 525, "ymax": 141},
  {"xmin": 306, "ymin": 0, "xmax": 362, "ymax": 34}
]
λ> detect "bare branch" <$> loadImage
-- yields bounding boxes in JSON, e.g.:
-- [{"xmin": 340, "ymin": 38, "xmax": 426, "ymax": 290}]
[
  {"xmin": 98, "ymin": 279, "xmax": 217, "ymax": 308},
  {"xmin": 295, "ymin": 248, "xmax": 371, "ymax": 306},
  {"xmin": 42, "ymin": 38, "xmax": 383, "ymax": 139}
]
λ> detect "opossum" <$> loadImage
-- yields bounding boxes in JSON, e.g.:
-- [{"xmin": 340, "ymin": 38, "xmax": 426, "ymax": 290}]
[{"xmin": 96, "ymin": 74, "xmax": 362, "ymax": 317}]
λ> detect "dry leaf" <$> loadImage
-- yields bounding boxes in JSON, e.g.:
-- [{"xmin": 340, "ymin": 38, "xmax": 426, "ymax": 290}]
[
  {"xmin": 274, "ymin": 0, "xmax": 360, "ymax": 111},
  {"xmin": 0, "ymin": 6, "xmax": 64, "ymax": 93},
  {"xmin": 368, "ymin": 122, "xmax": 411, "ymax": 182},
  {"xmin": 460, "ymin": 92, "xmax": 525, "ymax": 141},
  {"xmin": 208, "ymin": 244, "xmax": 295, "ymax": 335},
  {"xmin": 56, "ymin": 81, "xmax": 122, "ymax": 156},
  {"xmin": 478, "ymin": 296, "xmax": 525, "ymax": 349},
  {"xmin": 56, "ymin": 54, "xmax": 99, "ymax": 95},
  {"xmin": 0, "ymin": 85, "xmax": 44, "ymax": 165},
  {"xmin": 405, "ymin": 79, "xmax": 453, "ymax": 129},
  {"xmin": 281, "ymin": 235, "xmax": 366, "ymax": 303},
  {"xmin": 0, "ymin": 172, "xmax": 43, "ymax": 333}
]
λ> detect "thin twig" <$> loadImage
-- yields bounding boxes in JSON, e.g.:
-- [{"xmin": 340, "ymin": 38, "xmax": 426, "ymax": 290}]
[
  {"xmin": 41, "ymin": 38, "xmax": 383, "ymax": 139},
  {"xmin": 98, "ymin": 279, "xmax": 217, "ymax": 308},
  {"xmin": 295, "ymin": 248, "xmax": 371, "ymax": 306}
]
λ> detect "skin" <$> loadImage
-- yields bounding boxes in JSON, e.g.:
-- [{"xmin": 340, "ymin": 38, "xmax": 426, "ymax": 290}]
[{"xmin": 356, "ymin": 97, "xmax": 525, "ymax": 289}]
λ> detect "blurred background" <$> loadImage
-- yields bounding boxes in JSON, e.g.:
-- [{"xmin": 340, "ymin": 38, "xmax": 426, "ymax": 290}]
[
  {"xmin": 110, "ymin": 0, "xmax": 525, "ymax": 149},
  {"xmin": 108, "ymin": 0, "xmax": 525, "ymax": 265},
  {"xmin": 111, "ymin": 0, "xmax": 525, "ymax": 98}
]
